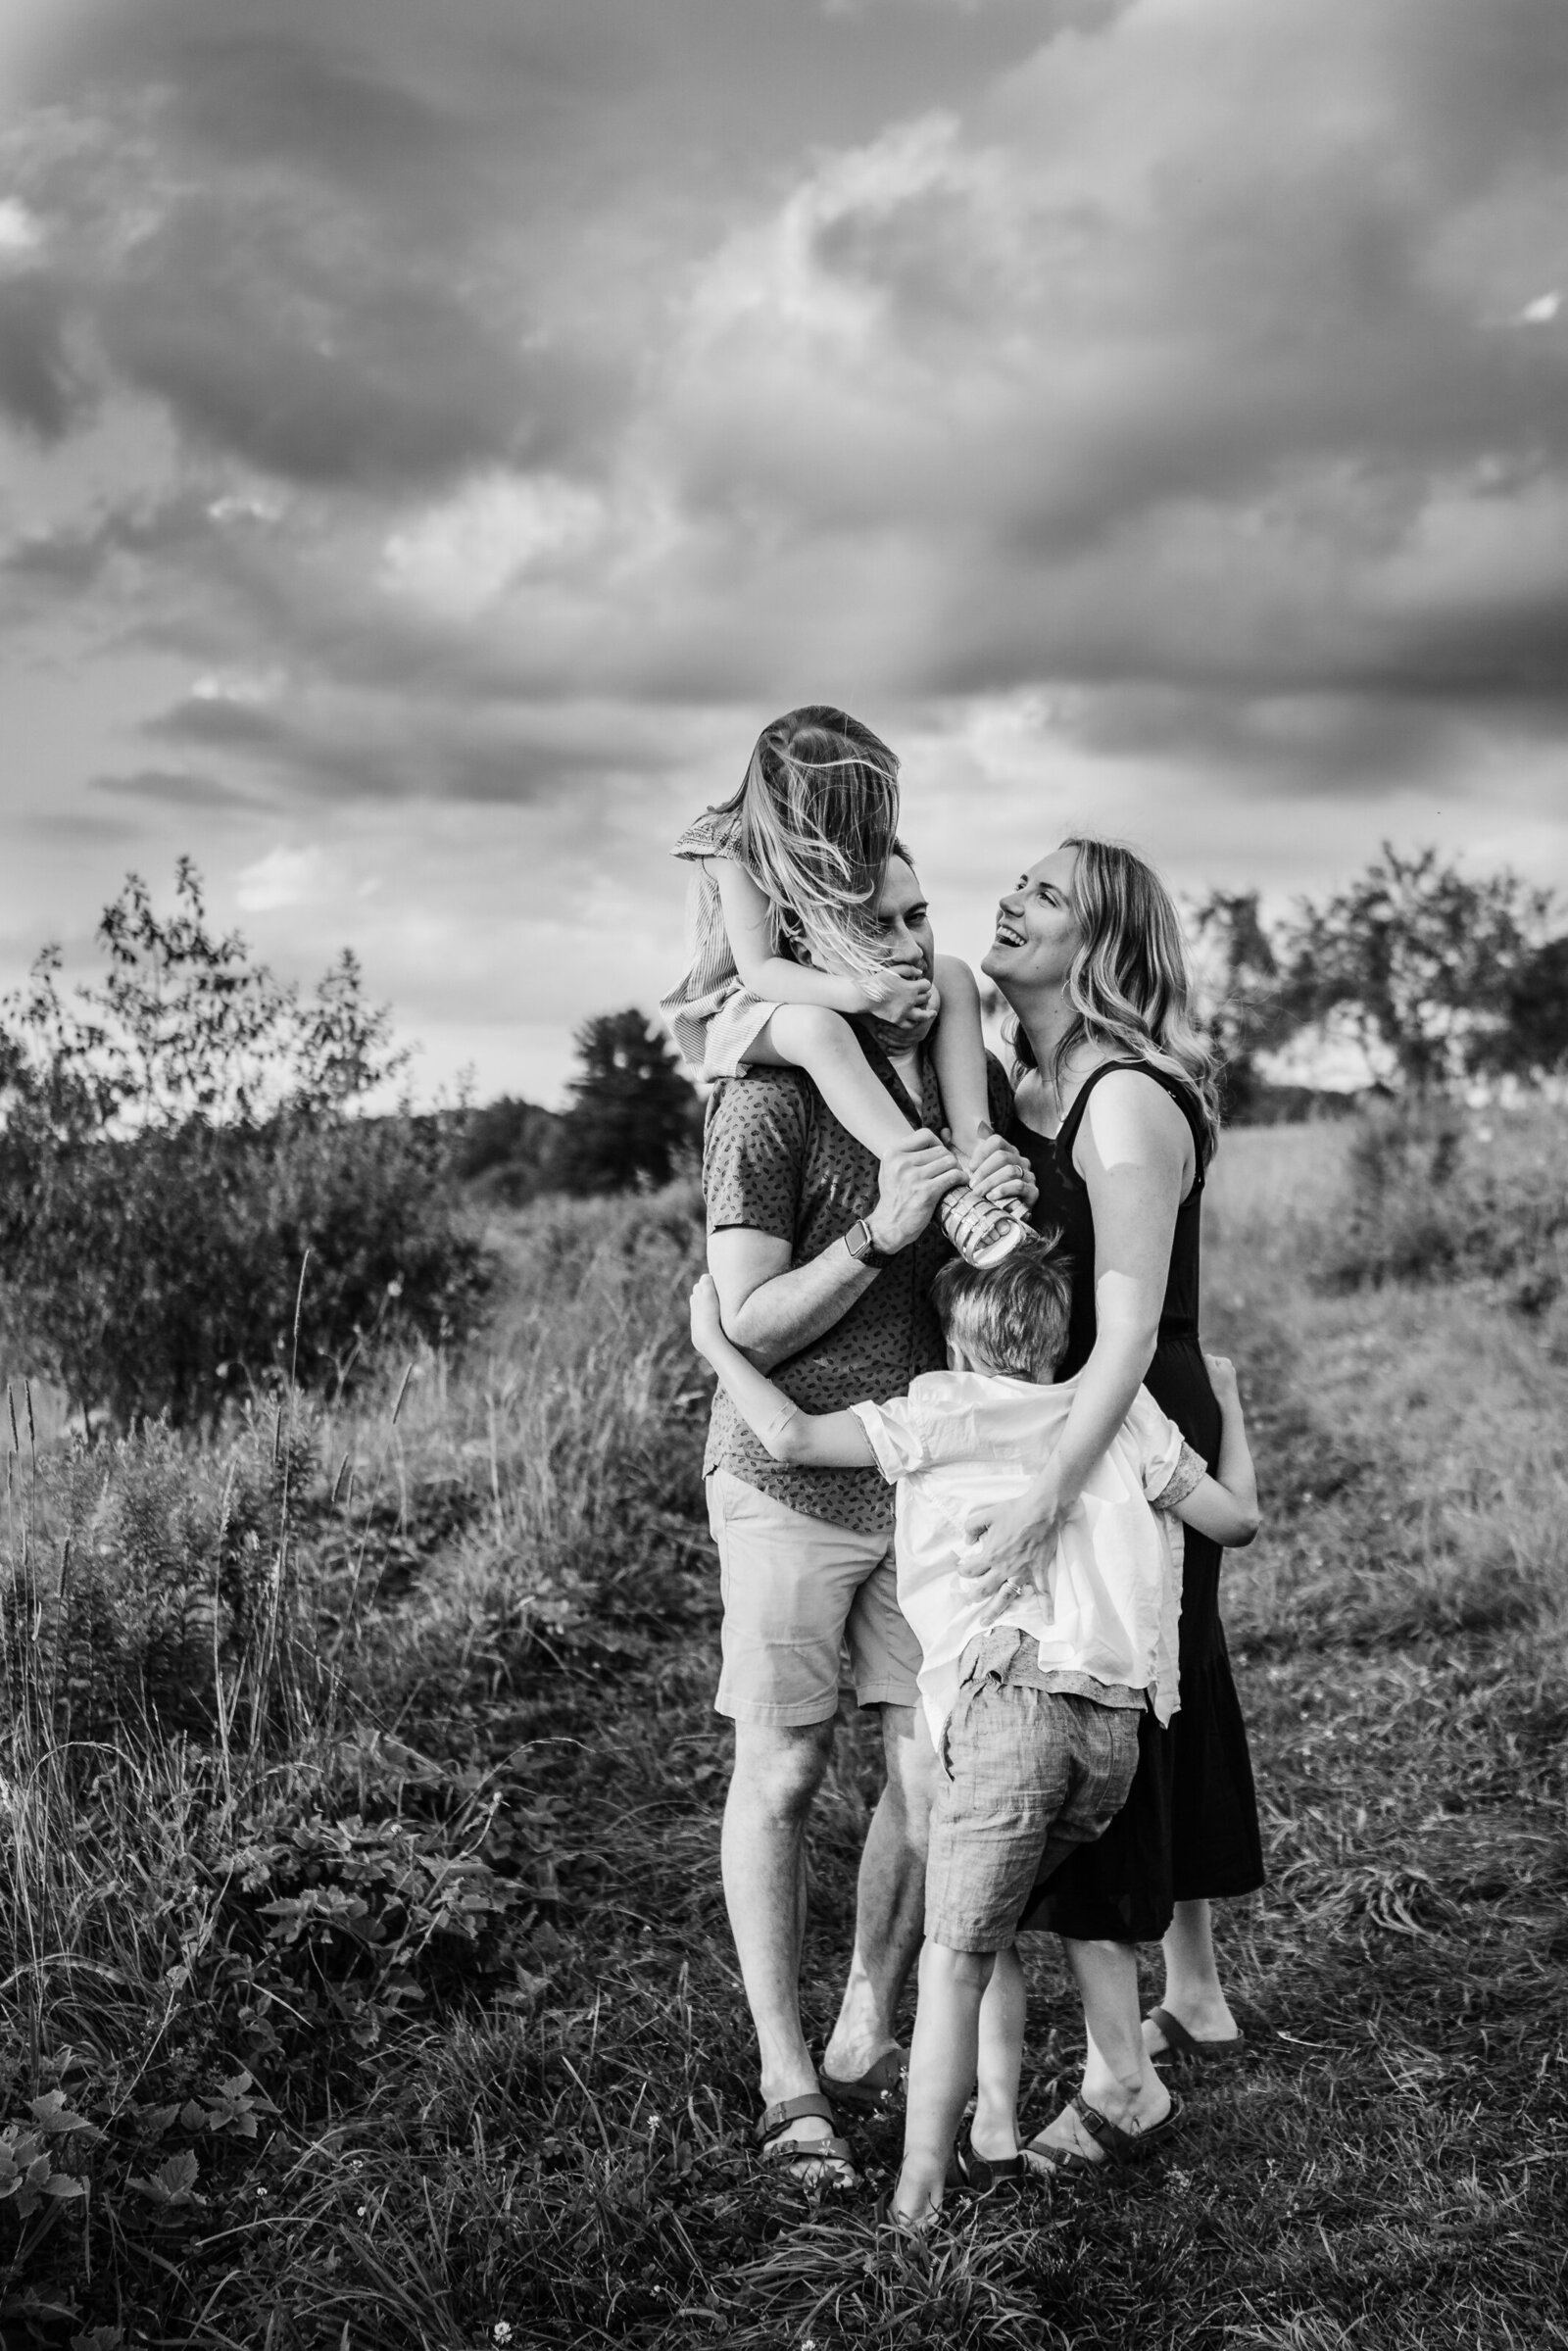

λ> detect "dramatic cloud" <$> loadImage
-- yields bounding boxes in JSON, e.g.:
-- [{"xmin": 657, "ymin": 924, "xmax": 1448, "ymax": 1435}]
[{"xmin": 1, "ymin": 0, "xmax": 1565, "ymax": 1098}]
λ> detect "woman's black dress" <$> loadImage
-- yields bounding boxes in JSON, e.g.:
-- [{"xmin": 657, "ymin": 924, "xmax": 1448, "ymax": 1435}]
[{"xmin": 1010, "ymin": 1060, "xmax": 1264, "ymax": 1942}]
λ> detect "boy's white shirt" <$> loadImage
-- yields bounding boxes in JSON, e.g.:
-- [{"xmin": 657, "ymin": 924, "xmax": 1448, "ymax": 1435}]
[{"xmin": 850, "ymin": 1368, "xmax": 1188, "ymax": 1750}]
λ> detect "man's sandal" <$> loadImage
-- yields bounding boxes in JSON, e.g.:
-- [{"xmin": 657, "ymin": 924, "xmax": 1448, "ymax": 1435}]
[
  {"xmin": 1024, "ymin": 2089, "xmax": 1184, "ymax": 2175},
  {"xmin": 1145, "ymin": 2006, "xmax": 1246, "ymax": 2062},
  {"xmin": 819, "ymin": 2048, "xmax": 907, "ymax": 2117},
  {"xmin": 755, "ymin": 2093, "xmax": 856, "ymax": 2190}
]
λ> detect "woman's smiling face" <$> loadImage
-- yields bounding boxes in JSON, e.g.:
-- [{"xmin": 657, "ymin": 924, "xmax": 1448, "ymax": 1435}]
[{"xmin": 981, "ymin": 846, "xmax": 1081, "ymax": 995}]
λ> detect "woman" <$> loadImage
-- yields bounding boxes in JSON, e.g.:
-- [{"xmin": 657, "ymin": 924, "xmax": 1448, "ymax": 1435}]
[{"xmin": 972, "ymin": 837, "xmax": 1263, "ymax": 2169}]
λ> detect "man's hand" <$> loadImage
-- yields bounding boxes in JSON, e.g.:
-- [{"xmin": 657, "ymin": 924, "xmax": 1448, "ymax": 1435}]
[
  {"xmin": 958, "ymin": 1455, "xmax": 1071, "ymax": 1615},
  {"xmin": 864, "ymin": 1127, "xmax": 965, "ymax": 1256},
  {"xmin": 963, "ymin": 1120, "xmax": 1037, "ymax": 1216},
  {"xmin": 690, "ymin": 1272, "xmax": 726, "ymax": 1361}
]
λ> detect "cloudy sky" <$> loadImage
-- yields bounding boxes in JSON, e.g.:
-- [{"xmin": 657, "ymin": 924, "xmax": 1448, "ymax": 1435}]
[{"xmin": 1, "ymin": 0, "xmax": 1564, "ymax": 1103}]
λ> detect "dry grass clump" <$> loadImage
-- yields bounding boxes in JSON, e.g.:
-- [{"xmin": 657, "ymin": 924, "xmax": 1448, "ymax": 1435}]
[{"xmin": 3, "ymin": 1141, "xmax": 1566, "ymax": 2347}]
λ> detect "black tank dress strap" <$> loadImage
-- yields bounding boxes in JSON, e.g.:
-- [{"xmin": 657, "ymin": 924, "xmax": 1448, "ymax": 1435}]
[{"xmin": 1055, "ymin": 1058, "xmax": 1209, "ymax": 1193}]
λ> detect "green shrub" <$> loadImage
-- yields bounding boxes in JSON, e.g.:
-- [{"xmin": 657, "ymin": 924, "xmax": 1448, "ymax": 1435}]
[
  {"xmin": 0, "ymin": 862, "xmax": 489, "ymax": 1427},
  {"xmin": 1319, "ymin": 1098, "xmax": 1568, "ymax": 1311},
  {"xmin": 0, "ymin": 1410, "xmax": 316, "ymax": 1748}
]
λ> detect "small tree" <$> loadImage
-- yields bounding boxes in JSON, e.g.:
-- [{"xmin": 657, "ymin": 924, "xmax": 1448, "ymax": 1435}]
[
  {"xmin": 1189, "ymin": 889, "xmax": 1299, "ymax": 1120},
  {"xmin": 551, "ymin": 1010, "xmax": 700, "ymax": 1195},
  {"xmin": 0, "ymin": 862, "xmax": 486, "ymax": 1429},
  {"xmin": 1278, "ymin": 845, "xmax": 1554, "ymax": 1095},
  {"xmin": 1498, "ymin": 935, "xmax": 1568, "ymax": 1078}
]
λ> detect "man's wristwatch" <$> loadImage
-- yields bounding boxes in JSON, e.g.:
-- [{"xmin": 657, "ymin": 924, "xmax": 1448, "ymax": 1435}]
[{"xmin": 844, "ymin": 1216, "xmax": 894, "ymax": 1271}]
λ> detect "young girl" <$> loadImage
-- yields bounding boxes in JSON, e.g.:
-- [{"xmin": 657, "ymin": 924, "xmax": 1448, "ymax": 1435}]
[{"xmin": 661, "ymin": 705, "xmax": 1024, "ymax": 1266}]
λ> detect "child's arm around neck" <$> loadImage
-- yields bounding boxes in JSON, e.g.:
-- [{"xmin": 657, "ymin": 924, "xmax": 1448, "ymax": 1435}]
[{"xmin": 690, "ymin": 1275, "xmax": 877, "ymax": 1469}]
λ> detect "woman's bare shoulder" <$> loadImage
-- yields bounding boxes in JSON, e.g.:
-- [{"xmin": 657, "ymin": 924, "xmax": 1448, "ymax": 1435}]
[{"xmin": 1077, "ymin": 1064, "xmax": 1193, "ymax": 1168}]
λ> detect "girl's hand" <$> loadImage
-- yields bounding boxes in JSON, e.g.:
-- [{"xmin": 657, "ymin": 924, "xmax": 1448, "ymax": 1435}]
[
  {"xmin": 1203, "ymin": 1351, "xmax": 1240, "ymax": 1404},
  {"xmin": 861, "ymin": 965, "xmax": 936, "ymax": 1027},
  {"xmin": 690, "ymin": 1274, "xmax": 726, "ymax": 1358}
]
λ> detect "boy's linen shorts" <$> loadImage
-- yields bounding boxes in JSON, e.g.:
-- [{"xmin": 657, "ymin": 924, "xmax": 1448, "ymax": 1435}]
[
  {"xmin": 926, "ymin": 1627, "xmax": 1142, "ymax": 1952},
  {"xmin": 707, "ymin": 1470, "xmax": 922, "ymax": 1726}
]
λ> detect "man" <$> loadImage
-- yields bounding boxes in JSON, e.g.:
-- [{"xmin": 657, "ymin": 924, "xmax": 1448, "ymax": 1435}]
[{"xmin": 701, "ymin": 851, "xmax": 1028, "ymax": 2181}]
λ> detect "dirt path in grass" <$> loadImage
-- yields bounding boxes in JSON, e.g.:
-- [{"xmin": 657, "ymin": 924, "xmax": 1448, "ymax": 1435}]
[{"xmin": 475, "ymin": 1245, "xmax": 1568, "ymax": 2351}]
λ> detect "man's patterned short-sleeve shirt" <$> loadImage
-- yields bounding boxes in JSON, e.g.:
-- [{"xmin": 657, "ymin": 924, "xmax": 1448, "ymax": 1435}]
[{"xmin": 702, "ymin": 1034, "xmax": 1013, "ymax": 1534}]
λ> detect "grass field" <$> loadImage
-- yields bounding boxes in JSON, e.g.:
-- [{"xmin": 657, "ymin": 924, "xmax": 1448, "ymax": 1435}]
[{"xmin": 2, "ymin": 1117, "xmax": 1566, "ymax": 2348}]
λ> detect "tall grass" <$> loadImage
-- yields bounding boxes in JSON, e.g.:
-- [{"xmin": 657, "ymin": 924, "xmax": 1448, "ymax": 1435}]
[{"xmin": 3, "ymin": 1142, "xmax": 1566, "ymax": 2347}]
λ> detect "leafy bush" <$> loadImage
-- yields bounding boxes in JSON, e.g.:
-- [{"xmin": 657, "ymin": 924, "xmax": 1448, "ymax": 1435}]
[
  {"xmin": 0, "ymin": 862, "xmax": 488, "ymax": 1427},
  {"xmin": 1318, "ymin": 1099, "xmax": 1568, "ymax": 1312}
]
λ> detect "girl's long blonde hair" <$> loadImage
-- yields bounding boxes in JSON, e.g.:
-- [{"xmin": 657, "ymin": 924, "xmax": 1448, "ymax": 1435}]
[
  {"xmin": 710, "ymin": 706, "xmax": 903, "ymax": 984},
  {"xmin": 1010, "ymin": 836, "xmax": 1222, "ymax": 1159}
]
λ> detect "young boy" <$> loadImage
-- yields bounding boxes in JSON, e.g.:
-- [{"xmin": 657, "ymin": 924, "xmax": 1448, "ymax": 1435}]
[{"xmin": 688, "ymin": 1234, "xmax": 1260, "ymax": 2228}]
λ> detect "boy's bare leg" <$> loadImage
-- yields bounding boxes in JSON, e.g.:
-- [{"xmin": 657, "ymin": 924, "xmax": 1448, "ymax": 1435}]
[
  {"xmin": 970, "ymin": 1940, "xmax": 1027, "ymax": 2161},
  {"xmin": 1028, "ymin": 1939, "xmax": 1170, "ymax": 2164},
  {"xmin": 721, "ymin": 1718, "xmax": 838, "ymax": 2158},
  {"xmin": 1144, "ymin": 1898, "xmax": 1242, "ymax": 2051},
  {"xmin": 822, "ymin": 1703, "xmax": 935, "ymax": 2082},
  {"xmin": 895, "ymin": 1940, "xmax": 996, "ymax": 2221}
]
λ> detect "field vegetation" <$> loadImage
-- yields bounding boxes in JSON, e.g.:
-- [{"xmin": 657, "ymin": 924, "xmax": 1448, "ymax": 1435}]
[{"xmin": 2, "ymin": 1093, "xmax": 1564, "ymax": 2347}]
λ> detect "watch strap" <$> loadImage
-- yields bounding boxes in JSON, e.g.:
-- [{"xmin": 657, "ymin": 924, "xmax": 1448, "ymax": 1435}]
[{"xmin": 845, "ymin": 1216, "xmax": 893, "ymax": 1270}]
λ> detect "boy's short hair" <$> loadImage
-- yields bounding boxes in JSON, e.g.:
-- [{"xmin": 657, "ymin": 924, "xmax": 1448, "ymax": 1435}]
[{"xmin": 930, "ymin": 1231, "xmax": 1072, "ymax": 1382}]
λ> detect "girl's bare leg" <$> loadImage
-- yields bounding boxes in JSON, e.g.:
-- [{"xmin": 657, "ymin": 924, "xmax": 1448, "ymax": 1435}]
[
  {"xmin": 1144, "ymin": 1898, "xmax": 1242, "ymax": 2051},
  {"xmin": 970, "ymin": 1940, "xmax": 1027, "ymax": 2162},
  {"xmin": 929, "ymin": 955, "xmax": 994, "ymax": 1167},
  {"xmin": 747, "ymin": 1004, "xmax": 928, "ymax": 1159}
]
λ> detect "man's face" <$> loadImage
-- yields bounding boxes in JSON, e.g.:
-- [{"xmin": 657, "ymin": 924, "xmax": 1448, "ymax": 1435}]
[{"xmin": 860, "ymin": 857, "xmax": 938, "ymax": 1054}]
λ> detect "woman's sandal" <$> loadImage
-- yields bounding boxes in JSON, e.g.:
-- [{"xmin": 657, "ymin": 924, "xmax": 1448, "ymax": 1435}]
[
  {"xmin": 819, "ymin": 2048, "xmax": 907, "ymax": 2118},
  {"xmin": 1145, "ymin": 2006, "xmax": 1246, "ymax": 2063},
  {"xmin": 755, "ymin": 2092, "xmax": 857, "ymax": 2190},
  {"xmin": 1024, "ymin": 2089, "xmax": 1184, "ymax": 2175}
]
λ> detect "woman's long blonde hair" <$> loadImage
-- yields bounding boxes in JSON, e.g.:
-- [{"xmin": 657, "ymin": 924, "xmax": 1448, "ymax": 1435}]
[
  {"xmin": 710, "ymin": 706, "xmax": 903, "ymax": 985},
  {"xmin": 1010, "ymin": 836, "xmax": 1222, "ymax": 1159}
]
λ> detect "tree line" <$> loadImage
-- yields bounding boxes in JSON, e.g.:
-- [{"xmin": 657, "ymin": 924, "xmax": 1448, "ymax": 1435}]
[
  {"xmin": 2, "ymin": 846, "xmax": 1562, "ymax": 1433},
  {"xmin": 1191, "ymin": 843, "xmax": 1568, "ymax": 1116}
]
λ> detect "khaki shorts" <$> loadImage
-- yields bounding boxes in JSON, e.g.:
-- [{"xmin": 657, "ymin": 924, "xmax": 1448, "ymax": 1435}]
[{"xmin": 707, "ymin": 1470, "xmax": 922, "ymax": 1727}]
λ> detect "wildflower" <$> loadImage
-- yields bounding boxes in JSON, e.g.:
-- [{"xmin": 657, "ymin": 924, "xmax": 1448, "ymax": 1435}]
[{"xmin": 493, "ymin": 2327, "xmax": 514, "ymax": 2347}]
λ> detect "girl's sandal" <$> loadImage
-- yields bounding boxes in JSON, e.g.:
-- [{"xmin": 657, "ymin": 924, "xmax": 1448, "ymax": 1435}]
[
  {"xmin": 755, "ymin": 2092, "xmax": 857, "ymax": 2191},
  {"xmin": 1025, "ymin": 2089, "xmax": 1184, "ymax": 2175}
]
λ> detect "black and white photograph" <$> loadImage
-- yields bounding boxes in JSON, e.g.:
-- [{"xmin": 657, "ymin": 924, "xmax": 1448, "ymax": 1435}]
[{"xmin": 1, "ymin": 1, "xmax": 1564, "ymax": 2343}]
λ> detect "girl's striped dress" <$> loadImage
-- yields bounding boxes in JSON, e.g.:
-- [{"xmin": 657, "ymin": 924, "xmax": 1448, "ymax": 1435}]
[{"xmin": 658, "ymin": 808, "xmax": 780, "ymax": 1081}]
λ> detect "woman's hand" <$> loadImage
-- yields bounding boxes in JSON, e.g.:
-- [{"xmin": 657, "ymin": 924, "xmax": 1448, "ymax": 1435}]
[
  {"xmin": 689, "ymin": 1273, "xmax": 726, "ymax": 1360},
  {"xmin": 1203, "ymin": 1351, "xmax": 1240, "ymax": 1407},
  {"xmin": 957, "ymin": 1454, "xmax": 1072, "ymax": 1614}
]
